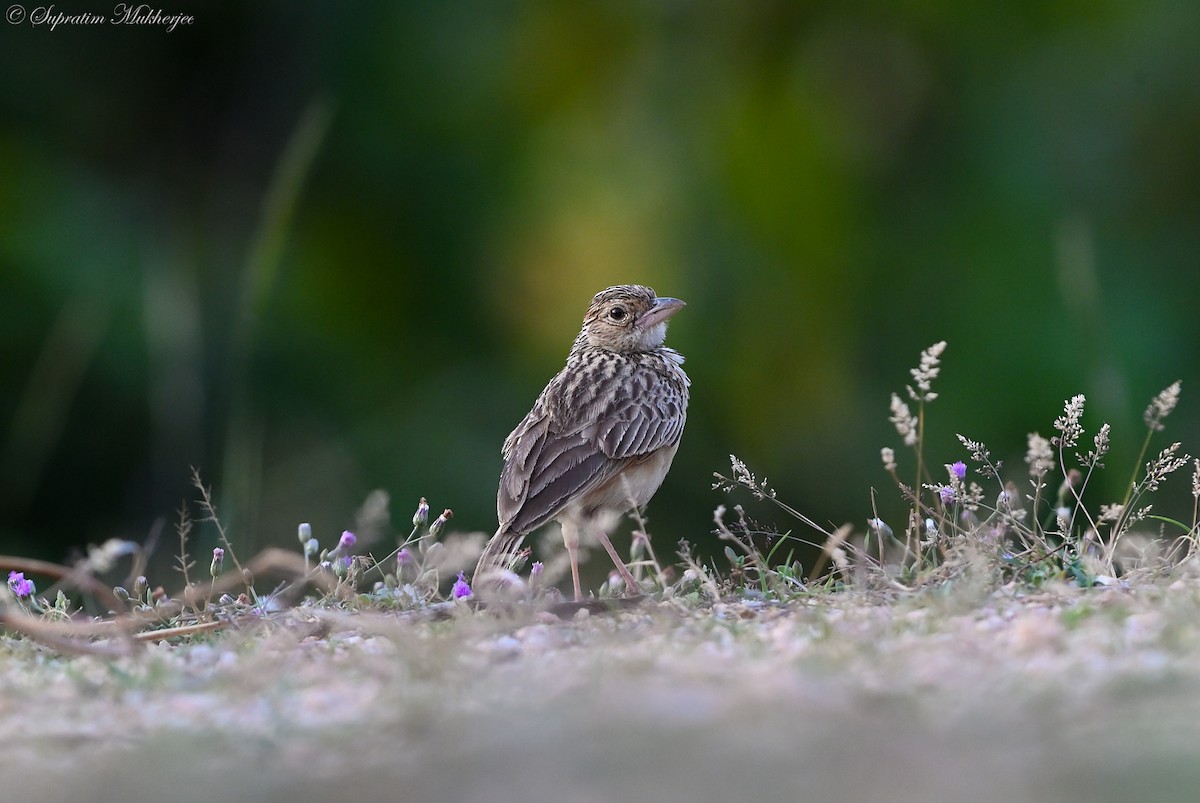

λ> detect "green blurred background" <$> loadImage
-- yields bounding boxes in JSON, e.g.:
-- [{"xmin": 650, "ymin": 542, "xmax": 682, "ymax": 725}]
[{"xmin": 2, "ymin": 1, "xmax": 1199, "ymax": 577}]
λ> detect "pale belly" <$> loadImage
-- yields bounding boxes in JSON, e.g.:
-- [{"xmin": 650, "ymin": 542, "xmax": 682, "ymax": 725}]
[{"xmin": 559, "ymin": 442, "xmax": 680, "ymax": 534}]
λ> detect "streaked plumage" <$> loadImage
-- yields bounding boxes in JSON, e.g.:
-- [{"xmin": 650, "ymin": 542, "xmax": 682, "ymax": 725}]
[{"xmin": 475, "ymin": 284, "xmax": 690, "ymax": 600}]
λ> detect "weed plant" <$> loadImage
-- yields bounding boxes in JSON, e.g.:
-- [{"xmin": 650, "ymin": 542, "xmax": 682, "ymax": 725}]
[{"xmin": 709, "ymin": 341, "xmax": 1195, "ymax": 599}]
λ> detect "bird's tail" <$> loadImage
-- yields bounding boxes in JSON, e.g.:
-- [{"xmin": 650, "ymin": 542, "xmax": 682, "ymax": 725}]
[{"xmin": 473, "ymin": 529, "xmax": 527, "ymax": 587}]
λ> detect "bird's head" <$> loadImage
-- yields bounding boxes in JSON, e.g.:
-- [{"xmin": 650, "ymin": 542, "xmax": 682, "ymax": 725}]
[{"xmin": 578, "ymin": 284, "xmax": 686, "ymax": 353}]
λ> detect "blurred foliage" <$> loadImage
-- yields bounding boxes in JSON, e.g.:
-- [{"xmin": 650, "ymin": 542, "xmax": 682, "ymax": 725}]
[{"xmin": 2, "ymin": 1, "xmax": 1199, "ymax": 577}]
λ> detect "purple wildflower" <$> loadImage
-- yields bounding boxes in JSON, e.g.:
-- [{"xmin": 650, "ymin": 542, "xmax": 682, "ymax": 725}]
[
  {"xmin": 397, "ymin": 548, "xmax": 414, "ymax": 566},
  {"xmin": 339, "ymin": 531, "xmax": 357, "ymax": 550},
  {"xmin": 412, "ymin": 498, "xmax": 430, "ymax": 528},
  {"xmin": 452, "ymin": 572, "xmax": 472, "ymax": 599},
  {"xmin": 210, "ymin": 547, "xmax": 225, "ymax": 577},
  {"xmin": 951, "ymin": 461, "xmax": 967, "ymax": 479},
  {"xmin": 939, "ymin": 485, "xmax": 955, "ymax": 505},
  {"xmin": 7, "ymin": 571, "xmax": 34, "ymax": 598},
  {"xmin": 429, "ymin": 509, "xmax": 453, "ymax": 539},
  {"xmin": 332, "ymin": 554, "xmax": 353, "ymax": 577}
]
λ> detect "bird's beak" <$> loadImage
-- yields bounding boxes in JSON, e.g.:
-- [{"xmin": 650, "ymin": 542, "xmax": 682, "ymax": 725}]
[{"xmin": 639, "ymin": 297, "xmax": 686, "ymax": 328}]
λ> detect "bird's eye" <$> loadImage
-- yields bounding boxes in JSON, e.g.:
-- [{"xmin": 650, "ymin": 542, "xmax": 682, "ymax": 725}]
[{"xmin": 608, "ymin": 306, "xmax": 627, "ymax": 321}]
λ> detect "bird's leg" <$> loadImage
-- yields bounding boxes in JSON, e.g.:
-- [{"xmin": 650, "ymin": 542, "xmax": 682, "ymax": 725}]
[
  {"xmin": 561, "ymin": 521, "xmax": 584, "ymax": 602},
  {"xmin": 595, "ymin": 529, "xmax": 642, "ymax": 597}
]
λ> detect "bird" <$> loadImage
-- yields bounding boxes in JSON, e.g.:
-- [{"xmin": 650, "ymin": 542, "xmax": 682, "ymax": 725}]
[{"xmin": 474, "ymin": 284, "xmax": 690, "ymax": 601}]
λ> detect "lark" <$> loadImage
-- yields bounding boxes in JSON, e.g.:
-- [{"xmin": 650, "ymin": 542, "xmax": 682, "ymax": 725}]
[{"xmin": 475, "ymin": 284, "xmax": 690, "ymax": 600}]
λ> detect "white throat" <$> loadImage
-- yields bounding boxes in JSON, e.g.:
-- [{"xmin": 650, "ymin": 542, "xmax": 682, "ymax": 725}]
[{"xmin": 640, "ymin": 322, "xmax": 668, "ymax": 350}]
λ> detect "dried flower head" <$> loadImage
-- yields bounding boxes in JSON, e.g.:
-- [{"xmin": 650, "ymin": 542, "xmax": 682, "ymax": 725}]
[
  {"xmin": 1052, "ymin": 394, "xmax": 1086, "ymax": 449},
  {"xmin": 880, "ymin": 447, "xmax": 896, "ymax": 473},
  {"xmin": 1144, "ymin": 380, "xmax": 1181, "ymax": 432},
  {"xmin": 1144, "ymin": 442, "xmax": 1189, "ymax": 492},
  {"xmin": 889, "ymin": 394, "xmax": 918, "ymax": 447},
  {"xmin": 907, "ymin": 341, "xmax": 947, "ymax": 403},
  {"xmin": 962, "ymin": 482, "xmax": 985, "ymax": 512},
  {"xmin": 1025, "ymin": 432, "xmax": 1055, "ymax": 479},
  {"xmin": 1080, "ymin": 423, "xmax": 1110, "ymax": 469},
  {"xmin": 714, "ymin": 455, "xmax": 778, "ymax": 501},
  {"xmin": 957, "ymin": 435, "xmax": 1000, "ymax": 479}
]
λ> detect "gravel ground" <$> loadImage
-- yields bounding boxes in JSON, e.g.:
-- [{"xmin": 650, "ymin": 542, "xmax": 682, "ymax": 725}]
[{"xmin": 5, "ymin": 572, "xmax": 1200, "ymax": 803}]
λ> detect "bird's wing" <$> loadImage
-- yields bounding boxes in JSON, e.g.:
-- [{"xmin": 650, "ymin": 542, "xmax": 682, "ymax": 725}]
[
  {"xmin": 592, "ymin": 375, "xmax": 687, "ymax": 460},
  {"xmin": 497, "ymin": 402, "xmax": 622, "ymax": 535},
  {"xmin": 496, "ymin": 366, "xmax": 686, "ymax": 535}
]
